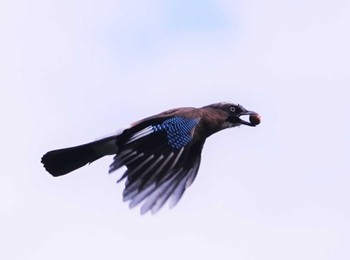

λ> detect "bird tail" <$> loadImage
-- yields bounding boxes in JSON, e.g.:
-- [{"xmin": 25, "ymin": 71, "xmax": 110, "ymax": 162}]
[{"xmin": 41, "ymin": 136, "xmax": 118, "ymax": 177}]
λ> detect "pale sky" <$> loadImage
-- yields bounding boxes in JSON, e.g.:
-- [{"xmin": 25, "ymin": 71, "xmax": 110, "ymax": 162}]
[{"xmin": 1, "ymin": 0, "xmax": 349, "ymax": 259}]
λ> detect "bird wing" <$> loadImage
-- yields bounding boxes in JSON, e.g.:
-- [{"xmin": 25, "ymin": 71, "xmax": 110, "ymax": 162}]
[{"xmin": 109, "ymin": 115, "xmax": 205, "ymax": 214}]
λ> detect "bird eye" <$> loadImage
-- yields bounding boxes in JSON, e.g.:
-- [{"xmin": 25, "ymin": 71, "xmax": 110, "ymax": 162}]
[{"xmin": 230, "ymin": 106, "xmax": 236, "ymax": 112}]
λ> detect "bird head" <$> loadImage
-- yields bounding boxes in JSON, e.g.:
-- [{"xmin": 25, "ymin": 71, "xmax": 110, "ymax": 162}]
[{"xmin": 205, "ymin": 102, "xmax": 261, "ymax": 128}]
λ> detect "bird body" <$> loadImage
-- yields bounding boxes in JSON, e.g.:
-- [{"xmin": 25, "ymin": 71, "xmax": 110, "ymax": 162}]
[{"xmin": 42, "ymin": 102, "xmax": 260, "ymax": 214}]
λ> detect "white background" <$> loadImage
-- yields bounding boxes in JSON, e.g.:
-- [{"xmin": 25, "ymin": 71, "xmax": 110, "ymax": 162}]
[{"xmin": 1, "ymin": 0, "xmax": 349, "ymax": 259}]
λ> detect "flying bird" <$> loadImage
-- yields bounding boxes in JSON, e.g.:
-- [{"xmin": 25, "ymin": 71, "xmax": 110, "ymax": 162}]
[{"xmin": 41, "ymin": 102, "xmax": 260, "ymax": 214}]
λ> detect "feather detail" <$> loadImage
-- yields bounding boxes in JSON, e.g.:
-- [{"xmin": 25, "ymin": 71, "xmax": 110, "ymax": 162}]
[{"xmin": 106, "ymin": 114, "xmax": 206, "ymax": 214}]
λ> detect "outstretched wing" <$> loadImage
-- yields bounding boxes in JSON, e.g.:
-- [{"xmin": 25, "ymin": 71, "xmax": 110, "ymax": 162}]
[{"xmin": 110, "ymin": 116, "xmax": 205, "ymax": 214}]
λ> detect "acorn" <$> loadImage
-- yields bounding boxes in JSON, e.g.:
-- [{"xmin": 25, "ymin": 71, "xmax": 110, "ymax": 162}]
[{"xmin": 249, "ymin": 114, "xmax": 261, "ymax": 126}]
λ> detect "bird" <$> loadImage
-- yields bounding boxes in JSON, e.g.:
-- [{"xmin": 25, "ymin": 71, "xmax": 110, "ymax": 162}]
[{"xmin": 41, "ymin": 102, "xmax": 260, "ymax": 214}]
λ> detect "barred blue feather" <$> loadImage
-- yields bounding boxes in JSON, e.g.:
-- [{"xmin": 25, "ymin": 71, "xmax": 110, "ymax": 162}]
[{"xmin": 152, "ymin": 117, "xmax": 199, "ymax": 149}]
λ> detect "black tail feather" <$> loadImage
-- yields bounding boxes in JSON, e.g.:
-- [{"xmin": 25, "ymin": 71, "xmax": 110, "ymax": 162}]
[{"xmin": 41, "ymin": 137, "xmax": 118, "ymax": 177}]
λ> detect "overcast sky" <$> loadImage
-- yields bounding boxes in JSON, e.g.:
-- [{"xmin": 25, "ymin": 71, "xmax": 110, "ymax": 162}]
[{"xmin": 1, "ymin": 0, "xmax": 349, "ymax": 259}]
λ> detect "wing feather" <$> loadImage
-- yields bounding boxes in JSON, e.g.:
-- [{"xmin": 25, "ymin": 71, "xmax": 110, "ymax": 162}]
[{"xmin": 110, "ymin": 116, "xmax": 205, "ymax": 214}]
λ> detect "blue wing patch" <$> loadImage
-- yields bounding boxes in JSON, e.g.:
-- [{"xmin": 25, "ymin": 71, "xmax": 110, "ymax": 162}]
[
  {"xmin": 153, "ymin": 117, "xmax": 199, "ymax": 149},
  {"xmin": 126, "ymin": 117, "xmax": 199, "ymax": 149}
]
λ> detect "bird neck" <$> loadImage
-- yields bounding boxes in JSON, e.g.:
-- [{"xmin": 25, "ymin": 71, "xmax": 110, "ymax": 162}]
[{"xmin": 196, "ymin": 107, "xmax": 230, "ymax": 139}]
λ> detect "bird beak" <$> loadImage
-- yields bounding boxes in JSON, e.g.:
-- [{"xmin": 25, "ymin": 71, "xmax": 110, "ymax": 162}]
[{"xmin": 239, "ymin": 110, "xmax": 261, "ymax": 127}]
